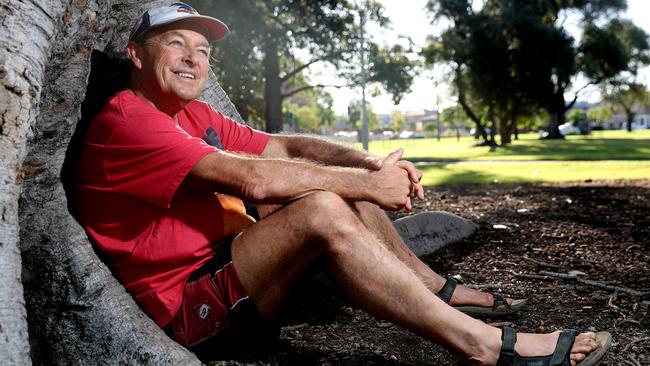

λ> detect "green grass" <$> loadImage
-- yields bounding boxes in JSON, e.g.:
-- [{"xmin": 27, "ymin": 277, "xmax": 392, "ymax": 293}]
[
  {"xmin": 418, "ymin": 160, "xmax": 650, "ymax": 186},
  {"xmin": 357, "ymin": 130, "xmax": 650, "ymax": 186}
]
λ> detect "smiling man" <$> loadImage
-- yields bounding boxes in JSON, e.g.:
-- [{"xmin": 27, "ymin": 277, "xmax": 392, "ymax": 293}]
[{"xmin": 76, "ymin": 3, "xmax": 611, "ymax": 365}]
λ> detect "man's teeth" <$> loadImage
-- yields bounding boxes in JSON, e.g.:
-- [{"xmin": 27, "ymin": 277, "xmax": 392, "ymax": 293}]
[{"xmin": 176, "ymin": 72, "xmax": 195, "ymax": 79}]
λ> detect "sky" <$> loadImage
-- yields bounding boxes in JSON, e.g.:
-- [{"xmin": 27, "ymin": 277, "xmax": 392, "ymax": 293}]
[{"xmin": 307, "ymin": 0, "xmax": 650, "ymax": 116}]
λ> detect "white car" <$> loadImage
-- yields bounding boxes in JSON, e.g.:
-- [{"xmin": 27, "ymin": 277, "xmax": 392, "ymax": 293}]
[
  {"xmin": 398, "ymin": 130, "xmax": 415, "ymax": 139},
  {"xmin": 558, "ymin": 123, "xmax": 581, "ymax": 136}
]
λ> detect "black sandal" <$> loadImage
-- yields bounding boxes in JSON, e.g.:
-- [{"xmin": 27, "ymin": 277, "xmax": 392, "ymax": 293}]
[
  {"xmin": 436, "ymin": 277, "xmax": 526, "ymax": 316},
  {"xmin": 496, "ymin": 327, "xmax": 612, "ymax": 366}
]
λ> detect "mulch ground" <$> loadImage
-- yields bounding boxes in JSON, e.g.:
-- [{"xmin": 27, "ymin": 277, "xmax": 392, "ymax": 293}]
[{"xmin": 209, "ymin": 180, "xmax": 649, "ymax": 366}]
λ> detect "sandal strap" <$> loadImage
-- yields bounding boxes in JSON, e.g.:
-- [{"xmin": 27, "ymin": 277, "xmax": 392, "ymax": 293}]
[
  {"xmin": 436, "ymin": 278, "xmax": 458, "ymax": 303},
  {"xmin": 493, "ymin": 294, "xmax": 511, "ymax": 309},
  {"xmin": 549, "ymin": 330, "xmax": 576, "ymax": 366},
  {"xmin": 496, "ymin": 326, "xmax": 517, "ymax": 366},
  {"xmin": 496, "ymin": 327, "xmax": 576, "ymax": 366}
]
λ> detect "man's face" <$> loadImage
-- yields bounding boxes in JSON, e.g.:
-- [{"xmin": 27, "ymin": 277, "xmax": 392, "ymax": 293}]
[{"xmin": 134, "ymin": 21, "xmax": 211, "ymax": 105}]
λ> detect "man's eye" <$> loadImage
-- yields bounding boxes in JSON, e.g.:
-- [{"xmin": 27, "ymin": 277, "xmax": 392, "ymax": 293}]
[
  {"xmin": 198, "ymin": 49, "xmax": 209, "ymax": 56},
  {"xmin": 169, "ymin": 40, "xmax": 183, "ymax": 47}
]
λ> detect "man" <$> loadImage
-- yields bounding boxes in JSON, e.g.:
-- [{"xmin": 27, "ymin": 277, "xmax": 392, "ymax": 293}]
[{"xmin": 76, "ymin": 3, "xmax": 610, "ymax": 365}]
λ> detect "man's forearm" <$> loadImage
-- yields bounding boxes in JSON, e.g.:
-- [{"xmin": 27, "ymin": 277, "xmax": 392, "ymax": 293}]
[
  {"xmin": 266, "ymin": 135, "xmax": 378, "ymax": 169},
  {"xmin": 186, "ymin": 150, "xmax": 412, "ymax": 211}
]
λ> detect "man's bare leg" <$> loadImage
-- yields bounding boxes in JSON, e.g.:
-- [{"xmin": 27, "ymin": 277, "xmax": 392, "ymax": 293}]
[
  {"xmin": 233, "ymin": 192, "xmax": 599, "ymax": 365},
  {"xmin": 349, "ymin": 201, "xmax": 507, "ymax": 308}
]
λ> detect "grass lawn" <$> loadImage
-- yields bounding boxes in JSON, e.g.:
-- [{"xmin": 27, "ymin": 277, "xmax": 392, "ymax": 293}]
[{"xmin": 358, "ymin": 129, "xmax": 650, "ymax": 186}]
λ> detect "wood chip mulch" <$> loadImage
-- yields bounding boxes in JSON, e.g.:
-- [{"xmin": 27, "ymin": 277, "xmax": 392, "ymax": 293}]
[{"xmin": 209, "ymin": 180, "xmax": 649, "ymax": 366}]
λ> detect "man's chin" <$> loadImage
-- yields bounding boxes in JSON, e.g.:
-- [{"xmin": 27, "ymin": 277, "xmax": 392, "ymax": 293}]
[{"xmin": 173, "ymin": 90, "xmax": 202, "ymax": 103}]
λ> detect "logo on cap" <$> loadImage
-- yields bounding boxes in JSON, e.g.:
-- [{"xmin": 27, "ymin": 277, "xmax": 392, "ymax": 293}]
[{"xmin": 172, "ymin": 2, "xmax": 197, "ymax": 14}]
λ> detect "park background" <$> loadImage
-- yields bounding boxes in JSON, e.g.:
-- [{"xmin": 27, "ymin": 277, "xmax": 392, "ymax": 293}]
[{"xmin": 187, "ymin": 0, "xmax": 650, "ymax": 187}]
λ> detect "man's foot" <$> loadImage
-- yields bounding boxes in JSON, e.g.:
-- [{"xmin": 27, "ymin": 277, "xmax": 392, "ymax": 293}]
[
  {"xmin": 482, "ymin": 328, "xmax": 610, "ymax": 366},
  {"xmin": 435, "ymin": 278, "xmax": 526, "ymax": 316}
]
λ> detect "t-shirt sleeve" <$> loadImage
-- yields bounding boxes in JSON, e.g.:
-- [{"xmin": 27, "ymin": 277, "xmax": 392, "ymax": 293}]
[
  {"xmin": 97, "ymin": 112, "xmax": 217, "ymax": 208},
  {"xmin": 206, "ymin": 104, "xmax": 269, "ymax": 155}
]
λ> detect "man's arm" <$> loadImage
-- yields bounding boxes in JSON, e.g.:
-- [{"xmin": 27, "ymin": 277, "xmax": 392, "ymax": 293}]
[
  {"xmin": 262, "ymin": 135, "xmax": 424, "ymax": 200},
  {"xmin": 183, "ymin": 148, "xmax": 415, "ymax": 211},
  {"xmin": 261, "ymin": 134, "xmax": 383, "ymax": 169}
]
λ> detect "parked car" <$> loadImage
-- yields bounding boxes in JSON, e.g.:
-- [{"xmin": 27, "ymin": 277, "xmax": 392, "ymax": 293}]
[
  {"xmin": 399, "ymin": 130, "xmax": 415, "ymax": 139},
  {"xmin": 382, "ymin": 130, "xmax": 397, "ymax": 139},
  {"xmin": 470, "ymin": 127, "xmax": 491, "ymax": 138},
  {"xmin": 558, "ymin": 122, "xmax": 581, "ymax": 136}
]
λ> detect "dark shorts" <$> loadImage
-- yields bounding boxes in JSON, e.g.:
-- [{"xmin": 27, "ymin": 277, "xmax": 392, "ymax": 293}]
[{"xmin": 165, "ymin": 237, "xmax": 277, "ymax": 352}]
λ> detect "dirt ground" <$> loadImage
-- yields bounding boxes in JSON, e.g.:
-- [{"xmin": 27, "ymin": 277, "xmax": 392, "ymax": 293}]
[{"xmin": 209, "ymin": 180, "xmax": 649, "ymax": 366}]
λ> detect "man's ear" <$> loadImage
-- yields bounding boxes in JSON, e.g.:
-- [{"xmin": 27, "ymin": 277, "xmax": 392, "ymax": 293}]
[{"xmin": 127, "ymin": 41, "xmax": 144, "ymax": 70}]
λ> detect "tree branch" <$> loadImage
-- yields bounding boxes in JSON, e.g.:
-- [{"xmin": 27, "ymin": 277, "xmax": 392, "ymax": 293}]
[
  {"xmin": 281, "ymin": 58, "xmax": 324, "ymax": 83},
  {"xmin": 282, "ymin": 84, "xmax": 346, "ymax": 99},
  {"xmin": 538, "ymin": 271, "xmax": 649, "ymax": 296},
  {"xmin": 566, "ymin": 78, "xmax": 604, "ymax": 111}
]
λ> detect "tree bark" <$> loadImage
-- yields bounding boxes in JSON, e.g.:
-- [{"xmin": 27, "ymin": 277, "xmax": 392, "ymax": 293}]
[
  {"xmin": 0, "ymin": 0, "xmax": 71, "ymax": 363},
  {"xmin": 8, "ymin": 0, "xmax": 244, "ymax": 364}
]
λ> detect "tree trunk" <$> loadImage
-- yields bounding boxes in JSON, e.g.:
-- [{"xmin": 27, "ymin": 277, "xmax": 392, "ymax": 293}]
[
  {"xmin": 455, "ymin": 65, "xmax": 489, "ymax": 145},
  {"xmin": 8, "ymin": 0, "xmax": 244, "ymax": 364},
  {"xmin": 625, "ymin": 111, "xmax": 634, "ymax": 132},
  {"xmin": 544, "ymin": 94, "xmax": 566, "ymax": 139},
  {"xmin": 499, "ymin": 116, "xmax": 512, "ymax": 145},
  {"xmin": 0, "ymin": 0, "xmax": 48, "ymax": 363},
  {"xmin": 486, "ymin": 105, "xmax": 498, "ymax": 148},
  {"xmin": 264, "ymin": 36, "xmax": 284, "ymax": 133},
  {"xmin": 511, "ymin": 115, "xmax": 519, "ymax": 141}
]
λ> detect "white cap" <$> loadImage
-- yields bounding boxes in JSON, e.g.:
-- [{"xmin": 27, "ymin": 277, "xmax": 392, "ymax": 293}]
[{"xmin": 129, "ymin": 2, "xmax": 230, "ymax": 43}]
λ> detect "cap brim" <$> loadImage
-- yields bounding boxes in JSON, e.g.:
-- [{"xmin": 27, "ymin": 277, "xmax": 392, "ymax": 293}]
[
  {"xmin": 144, "ymin": 14, "xmax": 230, "ymax": 43},
  {"xmin": 187, "ymin": 15, "xmax": 230, "ymax": 42}
]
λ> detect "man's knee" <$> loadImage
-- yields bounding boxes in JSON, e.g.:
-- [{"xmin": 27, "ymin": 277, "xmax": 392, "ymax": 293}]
[
  {"xmin": 349, "ymin": 200, "xmax": 381, "ymax": 215},
  {"xmin": 294, "ymin": 191, "xmax": 363, "ymax": 238}
]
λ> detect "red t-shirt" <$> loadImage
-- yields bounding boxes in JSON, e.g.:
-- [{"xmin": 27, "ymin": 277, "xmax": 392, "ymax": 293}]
[{"xmin": 76, "ymin": 90, "xmax": 269, "ymax": 327}]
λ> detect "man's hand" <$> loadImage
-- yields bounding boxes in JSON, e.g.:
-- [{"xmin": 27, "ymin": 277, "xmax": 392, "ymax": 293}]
[
  {"xmin": 385, "ymin": 149, "xmax": 424, "ymax": 209},
  {"xmin": 366, "ymin": 149, "xmax": 420, "ymax": 211},
  {"xmin": 397, "ymin": 159, "xmax": 425, "ymax": 201}
]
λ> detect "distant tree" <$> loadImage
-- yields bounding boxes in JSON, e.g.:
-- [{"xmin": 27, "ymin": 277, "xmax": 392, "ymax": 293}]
[
  {"xmin": 518, "ymin": 112, "xmax": 548, "ymax": 134},
  {"xmin": 422, "ymin": 4, "xmax": 493, "ymax": 146},
  {"xmin": 566, "ymin": 109, "xmax": 590, "ymax": 134},
  {"xmin": 424, "ymin": 0, "xmax": 645, "ymax": 142},
  {"xmin": 189, "ymin": 0, "xmax": 416, "ymax": 132},
  {"xmin": 390, "ymin": 109, "xmax": 406, "ymax": 131},
  {"xmin": 603, "ymin": 83, "xmax": 649, "ymax": 131},
  {"xmin": 439, "ymin": 105, "xmax": 473, "ymax": 131},
  {"xmin": 285, "ymin": 103, "xmax": 321, "ymax": 132},
  {"xmin": 284, "ymin": 88, "xmax": 336, "ymax": 132},
  {"xmin": 348, "ymin": 100, "xmax": 380, "ymax": 132},
  {"xmin": 587, "ymin": 104, "xmax": 613, "ymax": 128},
  {"xmin": 597, "ymin": 19, "xmax": 650, "ymax": 131},
  {"xmin": 314, "ymin": 89, "xmax": 336, "ymax": 128}
]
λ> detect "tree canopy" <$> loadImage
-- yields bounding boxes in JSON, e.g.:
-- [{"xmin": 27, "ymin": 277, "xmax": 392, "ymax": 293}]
[
  {"xmin": 189, "ymin": 0, "xmax": 417, "ymax": 132},
  {"xmin": 423, "ymin": 0, "xmax": 649, "ymax": 143}
]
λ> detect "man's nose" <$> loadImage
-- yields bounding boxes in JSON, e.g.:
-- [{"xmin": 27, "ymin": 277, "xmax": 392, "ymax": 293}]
[{"xmin": 182, "ymin": 49, "xmax": 198, "ymax": 66}]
